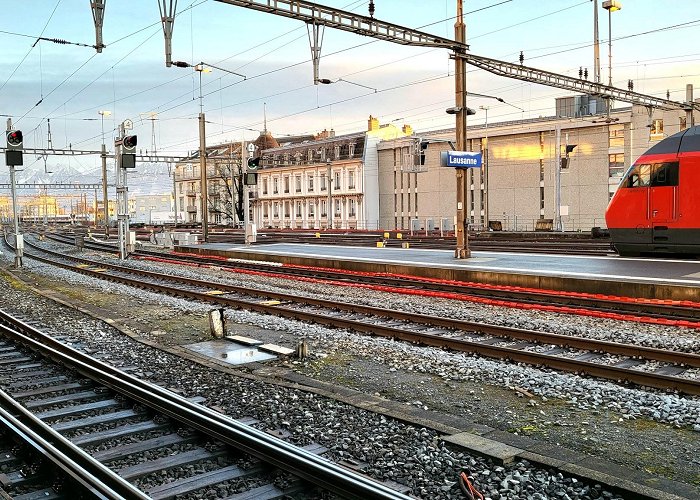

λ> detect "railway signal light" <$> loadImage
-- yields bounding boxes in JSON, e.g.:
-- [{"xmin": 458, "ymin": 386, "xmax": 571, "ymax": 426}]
[
  {"xmin": 123, "ymin": 135, "xmax": 137, "ymax": 151},
  {"xmin": 561, "ymin": 144, "xmax": 577, "ymax": 170},
  {"xmin": 5, "ymin": 130, "xmax": 23, "ymax": 166},
  {"xmin": 247, "ymin": 157, "xmax": 260, "ymax": 170},
  {"xmin": 6, "ymin": 130, "xmax": 23, "ymax": 148},
  {"xmin": 120, "ymin": 134, "xmax": 137, "ymax": 169},
  {"xmin": 419, "ymin": 140, "xmax": 429, "ymax": 166}
]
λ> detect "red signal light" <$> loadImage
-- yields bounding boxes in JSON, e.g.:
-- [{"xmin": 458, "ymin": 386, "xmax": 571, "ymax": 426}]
[
  {"xmin": 123, "ymin": 135, "xmax": 137, "ymax": 151},
  {"xmin": 6, "ymin": 130, "xmax": 23, "ymax": 147}
]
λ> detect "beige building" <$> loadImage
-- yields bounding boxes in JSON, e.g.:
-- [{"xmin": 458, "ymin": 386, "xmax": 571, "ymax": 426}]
[
  {"xmin": 377, "ymin": 100, "xmax": 698, "ymax": 232},
  {"xmin": 252, "ymin": 117, "xmax": 413, "ymax": 230},
  {"xmin": 174, "ymin": 143, "xmax": 244, "ymax": 225}
]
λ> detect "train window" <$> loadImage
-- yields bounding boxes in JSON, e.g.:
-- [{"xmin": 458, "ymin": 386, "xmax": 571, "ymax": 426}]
[
  {"xmin": 679, "ymin": 126, "xmax": 700, "ymax": 153},
  {"xmin": 624, "ymin": 164, "xmax": 651, "ymax": 187},
  {"xmin": 650, "ymin": 162, "xmax": 679, "ymax": 187}
]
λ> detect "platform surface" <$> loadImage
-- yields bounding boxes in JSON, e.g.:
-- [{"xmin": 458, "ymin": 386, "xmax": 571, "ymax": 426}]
[{"xmin": 178, "ymin": 242, "xmax": 700, "ymax": 288}]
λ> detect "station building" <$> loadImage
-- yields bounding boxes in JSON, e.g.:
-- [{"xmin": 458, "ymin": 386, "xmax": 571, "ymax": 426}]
[{"xmin": 252, "ymin": 117, "xmax": 413, "ymax": 230}]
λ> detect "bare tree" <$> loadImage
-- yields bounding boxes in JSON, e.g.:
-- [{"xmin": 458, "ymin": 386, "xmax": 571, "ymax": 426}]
[{"xmin": 206, "ymin": 150, "xmax": 244, "ymax": 225}]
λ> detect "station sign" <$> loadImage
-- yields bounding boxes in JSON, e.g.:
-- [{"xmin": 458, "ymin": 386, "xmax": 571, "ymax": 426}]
[{"xmin": 440, "ymin": 151, "xmax": 482, "ymax": 168}]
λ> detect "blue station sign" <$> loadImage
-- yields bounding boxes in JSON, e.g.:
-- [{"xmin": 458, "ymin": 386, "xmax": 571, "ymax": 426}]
[{"xmin": 440, "ymin": 151, "xmax": 482, "ymax": 168}]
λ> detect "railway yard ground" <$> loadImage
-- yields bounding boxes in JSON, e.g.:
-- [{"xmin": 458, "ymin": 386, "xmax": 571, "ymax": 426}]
[{"xmin": 1, "ymin": 233, "xmax": 699, "ymax": 499}]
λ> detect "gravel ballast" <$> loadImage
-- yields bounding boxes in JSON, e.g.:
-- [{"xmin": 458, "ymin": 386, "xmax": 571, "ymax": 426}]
[{"xmin": 1, "ymin": 238, "xmax": 699, "ymax": 498}]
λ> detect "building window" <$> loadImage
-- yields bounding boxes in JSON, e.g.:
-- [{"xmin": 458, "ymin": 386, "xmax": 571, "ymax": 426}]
[
  {"xmin": 540, "ymin": 186, "xmax": 545, "ymax": 210},
  {"xmin": 609, "ymin": 124, "xmax": 624, "ymax": 147},
  {"xmin": 539, "ymin": 159, "xmax": 545, "ymax": 182},
  {"xmin": 609, "ymin": 153, "xmax": 625, "ymax": 178},
  {"xmin": 295, "ymin": 175, "xmax": 302, "ymax": 193},
  {"xmin": 349, "ymin": 199, "xmax": 356, "ymax": 217},
  {"xmin": 348, "ymin": 170, "xmax": 355, "ymax": 190},
  {"xmin": 334, "ymin": 199, "xmax": 341, "ymax": 216},
  {"xmin": 308, "ymin": 175, "xmax": 314, "ymax": 192},
  {"xmin": 321, "ymin": 200, "xmax": 327, "ymax": 217},
  {"xmin": 296, "ymin": 201, "xmax": 302, "ymax": 217},
  {"xmin": 334, "ymin": 171, "xmax": 341, "ymax": 190},
  {"xmin": 308, "ymin": 150, "xmax": 314, "ymax": 162},
  {"xmin": 263, "ymin": 203, "xmax": 269, "ymax": 218},
  {"xmin": 321, "ymin": 174, "xmax": 327, "ymax": 192},
  {"xmin": 349, "ymin": 143, "xmax": 355, "ymax": 157},
  {"xmin": 320, "ymin": 148, "xmax": 326, "ymax": 161},
  {"xmin": 284, "ymin": 201, "xmax": 290, "ymax": 217},
  {"xmin": 334, "ymin": 145, "xmax": 340, "ymax": 159},
  {"xmin": 650, "ymin": 119, "xmax": 664, "ymax": 140},
  {"xmin": 284, "ymin": 176, "xmax": 290, "ymax": 193},
  {"xmin": 179, "ymin": 197, "xmax": 184, "ymax": 210},
  {"xmin": 309, "ymin": 201, "xmax": 315, "ymax": 217},
  {"xmin": 273, "ymin": 202, "xmax": 279, "ymax": 218},
  {"xmin": 262, "ymin": 179, "xmax": 268, "ymax": 195}
]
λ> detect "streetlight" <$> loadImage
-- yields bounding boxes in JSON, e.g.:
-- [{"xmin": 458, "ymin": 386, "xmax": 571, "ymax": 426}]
[
  {"xmin": 602, "ymin": 0, "xmax": 622, "ymax": 87},
  {"xmin": 98, "ymin": 110, "xmax": 111, "ymax": 236},
  {"xmin": 479, "ymin": 105, "xmax": 489, "ymax": 231},
  {"xmin": 316, "ymin": 78, "xmax": 377, "ymax": 93},
  {"xmin": 172, "ymin": 61, "xmax": 245, "ymax": 242}
]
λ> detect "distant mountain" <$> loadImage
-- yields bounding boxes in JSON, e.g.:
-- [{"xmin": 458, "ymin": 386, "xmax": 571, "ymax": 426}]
[{"xmin": 0, "ymin": 162, "xmax": 173, "ymax": 195}]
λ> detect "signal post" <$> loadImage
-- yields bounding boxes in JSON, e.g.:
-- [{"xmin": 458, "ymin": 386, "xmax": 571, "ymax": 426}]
[
  {"xmin": 115, "ymin": 120, "xmax": 137, "ymax": 259},
  {"xmin": 4, "ymin": 121, "xmax": 24, "ymax": 268}
]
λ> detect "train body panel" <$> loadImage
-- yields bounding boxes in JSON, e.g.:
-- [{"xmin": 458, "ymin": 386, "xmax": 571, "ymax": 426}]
[{"xmin": 605, "ymin": 126, "xmax": 700, "ymax": 255}]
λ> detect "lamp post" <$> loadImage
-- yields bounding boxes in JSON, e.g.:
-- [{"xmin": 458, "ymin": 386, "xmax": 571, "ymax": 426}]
[
  {"xmin": 98, "ymin": 110, "xmax": 111, "ymax": 236},
  {"xmin": 172, "ymin": 61, "xmax": 245, "ymax": 241},
  {"xmin": 479, "ymin": 106, "xmax": 489, "ymax": 230},
  {"xmin": 602, "ymin": 0, "xmax": 622, "ymax": 87},
  {"xmin": 195, "ymin": 64, "xmax": 211, "ymax": 242}
]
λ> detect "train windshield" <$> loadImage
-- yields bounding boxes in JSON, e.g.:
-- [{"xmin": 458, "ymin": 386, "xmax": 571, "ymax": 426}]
[{"xmin": 621, "ymin": 161, "xmax": 678, "ymax": 188}]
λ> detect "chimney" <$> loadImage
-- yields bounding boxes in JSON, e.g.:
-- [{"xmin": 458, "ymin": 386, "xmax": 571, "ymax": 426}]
[
  {"xmin": 368, "ymin": 115, "xmax": 379, "ymax": 131},
  {"xmin": 402, "ymin": 124, "xmax": 413, "ymax": 136},
  {"xmin": 329, "ymin": 128, "xmax": 335, "ymax": 138}
]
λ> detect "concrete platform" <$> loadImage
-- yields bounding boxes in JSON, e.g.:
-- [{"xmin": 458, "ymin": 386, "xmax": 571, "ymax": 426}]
[{"xmin": 174, "ymin": 242, "xmax": 700, "ymax": 301}]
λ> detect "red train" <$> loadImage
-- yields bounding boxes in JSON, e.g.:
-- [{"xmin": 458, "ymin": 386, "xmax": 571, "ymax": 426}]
[{"xmin": 605, "ymin": 125, "xmax": 700, "ymax": 256}]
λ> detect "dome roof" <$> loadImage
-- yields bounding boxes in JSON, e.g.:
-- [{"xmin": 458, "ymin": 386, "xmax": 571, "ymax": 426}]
[{"xmin": 253, "ymin": 131, "xmax": 279, "ymax": 151}]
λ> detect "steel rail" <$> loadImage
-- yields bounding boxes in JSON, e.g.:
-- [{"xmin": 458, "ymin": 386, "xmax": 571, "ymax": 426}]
[
  {"xmin": 38, "ymin": 232, "xmax": 700, "ymax": 321},
  {"xmin": 0, "ymin": 311, "xmax": 412, "ymax": 500},
  {"xmin": 15, "ymin": 243, "xmax": 700, "ymax": 395},
  {"xmin": 0, "ymin": 388, "xmax": 148, "ymax": 499}
]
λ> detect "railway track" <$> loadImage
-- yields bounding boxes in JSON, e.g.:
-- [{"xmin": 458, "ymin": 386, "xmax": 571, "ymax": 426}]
[
  {"xmin": 45, "ymin": 232, "xmax": 700, "ymax": 324},
  {"xmin": 0, "ymin": 307, "xmax": 412, "ymax": 499},
  {"xmin": 13, "ymin": 234, "xmax": 700, "ymax": 396}
]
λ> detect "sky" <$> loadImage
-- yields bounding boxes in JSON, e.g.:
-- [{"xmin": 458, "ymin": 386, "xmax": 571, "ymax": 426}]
[{"xmin": 1, "ymin": 0, "xmax": 699, "ymax": 174}]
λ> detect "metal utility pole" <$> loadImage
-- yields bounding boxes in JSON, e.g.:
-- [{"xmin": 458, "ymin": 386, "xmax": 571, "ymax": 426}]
[
  {"xmin": 159, "ymin": 0, "xmax": 177, "ymax": 67},
  {"xmin": 593, "ymin": 0, "xmax": 600, "ymax": 84},
  {"xmin": 687, "ymin": 84, "xmax": 695, "ymax": 128},
  {"xmin": 99, "ymin": 110, "xmax": 111, "ymax": 236},
  {"xmin": 90, "ymin": 0, "xmax": 106, "ymax": 53},
  {"xmin": 554, "ymin": 125, "xmax": 562, "ymax": 232},
  {"xmin": 454, "ymin": 1, "xmax": 470, "ymax": 258},
  {"xmin": 480, "ymin": 106, "xmax": 489, "ymax": 230},
  {"xmin": 199, "ymin": 112, "xmax": 208, "ymax": 242}
]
